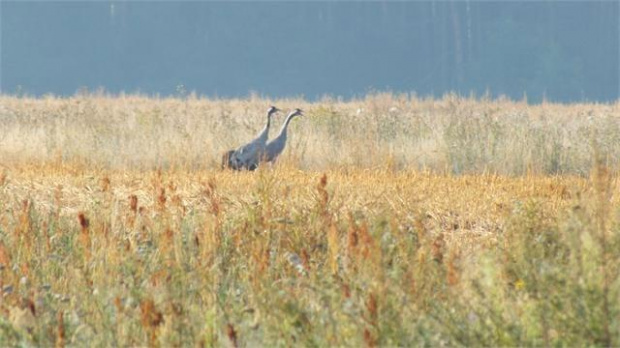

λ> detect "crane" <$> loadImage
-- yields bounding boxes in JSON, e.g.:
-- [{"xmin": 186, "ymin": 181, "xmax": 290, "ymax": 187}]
[
  {"xmin": 264, "ymin": 108, "xmax": 303, "ymax": 163},
  {"xmin": 229, "ymin": 106, "xmax": 280, "ymax": 170}
]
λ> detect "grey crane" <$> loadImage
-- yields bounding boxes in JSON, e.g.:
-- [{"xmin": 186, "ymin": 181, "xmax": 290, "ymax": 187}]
[
  {"xmin": 222, "ymin": 148, "xmax": 258, "ymax": 170},
  {"xmin": 230, "ymin": 105, "xmax": 280, "ymax": 170},
  {"xmin": 264, "ymin": 108, "xmax": 303, "ymax": 163}
]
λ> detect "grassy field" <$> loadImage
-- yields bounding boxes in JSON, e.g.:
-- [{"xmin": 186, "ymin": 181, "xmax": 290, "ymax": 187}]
[
  {"xmin": 1, "ymin": 93, "xmax": 619, "ymax": 173},
  {"xmin": 0, "ymin": 94, "xmax": 619, "ymax": 346}
]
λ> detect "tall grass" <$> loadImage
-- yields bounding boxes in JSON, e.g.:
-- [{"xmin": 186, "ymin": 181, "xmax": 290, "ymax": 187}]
[
  {"xmin": 0, "ymin": 94, "xmax": 619, "ymax": 345},
  {"xmin": 0, "ymin": 93, "xmax": 618, "ymax": 174},
  {"xmin": 0, "ymin": 163, "xmax": 618, "ymax": 345}
]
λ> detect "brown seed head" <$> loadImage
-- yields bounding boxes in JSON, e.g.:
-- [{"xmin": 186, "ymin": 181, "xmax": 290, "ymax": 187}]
[
  {"xmin": 56, "ymin": 311, "xmax": 65, "ymax": 348},
  {"xmin": 140, "ymin": 299, "xmax": 163, "ymax": 328},
  {"xmin": 366, "ymin": 292, "xmax": 378, "ymax": 325},
  {"xmin": 129, "ymin": 195, "xmax": 138, "ymax": 213},
  {"xmin": 301, "ymin": 248, "xmax": 310, "ymax": 271},
  {"xmin": 0, "ymin": 241, "xmax": 11, "ymax": 266},
  {"xmin": 226, "ymin": 323, "xmax": 238, "ymax": 348},
  {"xmin": 363, "ymin": 328, "xmax": 376, "ymax": 348},
  {"xmin": 316, "ymin": 174, "xmax": 329, "ymax": 216},
  {"xmin": 114, "ymin": 297, "xmax": 123, "ymax": 314},
  {"xmin": 347, "ymin": 212, "xmax": 359, "ymax": 251},
  {"xmin": 341, "ymin": 283, "xmax": 351, "ymax": 298},
  {"xmin": 77, "ymin": 213, "xmax": 89, "ymax": 230}
]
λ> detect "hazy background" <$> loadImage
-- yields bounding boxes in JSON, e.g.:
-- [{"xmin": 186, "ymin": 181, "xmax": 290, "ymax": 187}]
[{"xmin": 1, "ymin": 1, "xmax": 618, "ymax": 103}]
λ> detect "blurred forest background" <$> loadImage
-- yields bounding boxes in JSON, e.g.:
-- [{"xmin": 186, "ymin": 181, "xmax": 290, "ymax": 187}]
[{"xmin": 1, "ymin": 1, "xmax": 618, "ymax": 103}]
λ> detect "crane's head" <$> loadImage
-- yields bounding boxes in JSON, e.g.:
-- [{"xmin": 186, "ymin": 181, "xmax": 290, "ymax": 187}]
[
  {"xmin": 290, "ymin": 108, "xmax": 303, "ymax": 118},
  {"xmin": 267, "ymin": 106, "xmax": 281, "ymax": 118}
]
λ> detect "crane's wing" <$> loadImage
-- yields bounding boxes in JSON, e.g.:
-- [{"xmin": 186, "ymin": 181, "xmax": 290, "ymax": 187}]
[{"xmin": 232, "ymin": 127, "xmax": 269, "ymax": 169}]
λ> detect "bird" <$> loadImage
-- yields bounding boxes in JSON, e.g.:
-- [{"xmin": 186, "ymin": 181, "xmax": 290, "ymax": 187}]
[
  {"xmin": 229, "ymin": 105, "xmax": 280, "ymax": 170},
  {"xmin": 222, "ymin": 148, "xmax": 259, "ymax": 171},
  {"xmin": 264, "ymin": 108, "xmax": 303, "ymax": 163}
]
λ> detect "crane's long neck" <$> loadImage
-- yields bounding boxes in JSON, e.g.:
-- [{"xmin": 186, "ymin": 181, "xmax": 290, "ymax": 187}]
[
  {"xmin": 266, "ymin": 113, "xmax": 272, "ymax": 129},
  {"xmin": 277, "ymin": 113, "xmax": 296, "ymax": 138},
  {"xmin": 258, "ymin": 114, "xmax": 272, "ymax": 140}
]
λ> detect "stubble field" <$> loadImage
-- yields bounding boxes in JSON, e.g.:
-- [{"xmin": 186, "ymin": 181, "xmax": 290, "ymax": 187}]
[{"xmin": 0, "ymin": 93, "xmax": 619, "ymax": 346}]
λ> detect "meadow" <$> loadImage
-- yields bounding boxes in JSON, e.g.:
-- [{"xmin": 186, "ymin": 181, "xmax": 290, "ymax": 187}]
[{"xmin": 0, "ymin": 93, "xmax": 619, "ymax": 346}]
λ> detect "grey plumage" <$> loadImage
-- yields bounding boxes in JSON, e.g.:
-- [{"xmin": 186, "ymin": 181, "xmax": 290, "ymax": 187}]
[
  {"xmin": 265, "ymin": 108, "xmax": 303, "ymax": 163},
  {"xmin": 230, "ymin": 106, "xmax": 280, "ymax": 170}
]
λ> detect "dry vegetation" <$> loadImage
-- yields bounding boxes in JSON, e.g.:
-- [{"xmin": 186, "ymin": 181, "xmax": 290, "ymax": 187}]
[
  {"xmin": 1, "ymin": 92, "xmax": 619, "ymax": 173},
  {"xmin": 0, "ymin": 93, "xmax": 619, "ymax": 346}
]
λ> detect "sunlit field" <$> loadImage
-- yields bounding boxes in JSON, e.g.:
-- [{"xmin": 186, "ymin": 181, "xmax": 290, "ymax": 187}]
[{"xmin": 0, "ymin": 94, "xmax": 619, "ymax": 346}]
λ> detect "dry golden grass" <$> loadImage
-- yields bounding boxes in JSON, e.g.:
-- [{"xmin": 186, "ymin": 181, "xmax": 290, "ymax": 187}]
[
  {"xmin": 0, "ymin": 162, "xmax": 616, "ymax": 346},
  {"xmin": 1, "ymin": 93, "xmax": 618, "ymax": 173},
  {"xmin": 0, "ymin": 94, "xmax": 619, "ymax": 345}
]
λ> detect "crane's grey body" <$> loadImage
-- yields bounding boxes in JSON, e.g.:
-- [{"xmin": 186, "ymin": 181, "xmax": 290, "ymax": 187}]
[
  {"xmin": 265, "ymin": 108, "xmax": 303, "ymax": 163},
  {"xmin": 230, "ymin": 106, "xmax": 280, "ymax": 170}
]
